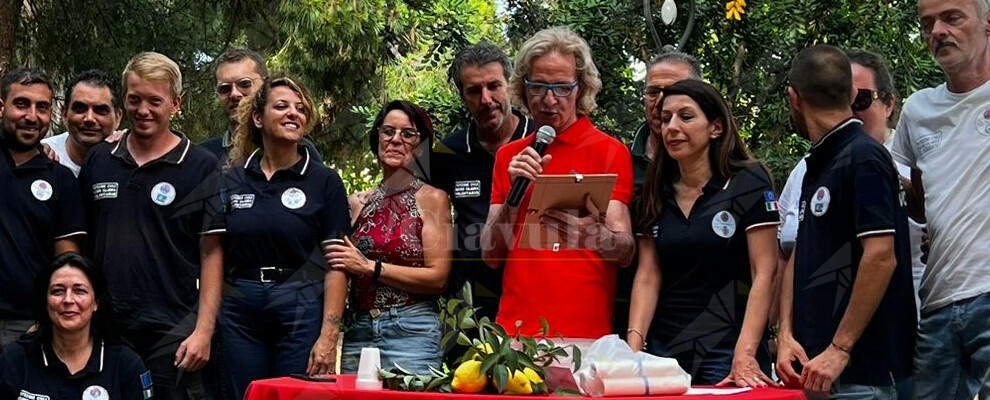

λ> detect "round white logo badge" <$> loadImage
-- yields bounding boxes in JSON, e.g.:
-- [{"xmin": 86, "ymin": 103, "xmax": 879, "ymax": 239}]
[
  {"xmin": 281, "ymin": 187, "xmax": 307, "ymax": 209},
  {"xmin": 30, "ymin": 179, "xmax": 53, "ymax": 201},
  {"xmin": 811, "ymin": 186, "xmax": 831, "ymax": 217},
  {"xmin": 151, "ymin": 182, "xmax": 177, "ymax": 206},
  {"xmin": 711, "ymin": 210, "xmax": 737, "ymax": 238},
  {"xmin": 83, "ymin": 385, "xmax": 109, "ymax": 400}
]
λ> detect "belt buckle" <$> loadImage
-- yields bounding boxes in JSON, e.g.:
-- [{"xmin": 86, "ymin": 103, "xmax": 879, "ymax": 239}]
[
  {"xmin": 369, "ymin": 308, "xmax": 382, "ymax": 319},
  {"xmin": 259, "ymin": 267, "xmax": 278, "ymax": 283}
]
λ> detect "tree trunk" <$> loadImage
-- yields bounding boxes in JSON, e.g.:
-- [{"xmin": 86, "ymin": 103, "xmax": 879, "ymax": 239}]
[{"xmin": 0, "ymin": 0, "xmax": 22, "ymax": 76}]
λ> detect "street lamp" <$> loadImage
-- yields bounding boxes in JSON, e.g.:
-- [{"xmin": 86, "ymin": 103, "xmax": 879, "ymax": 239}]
[{"xmin": 643, "ymin": 0, "xmax": 697, "ymax": 52}]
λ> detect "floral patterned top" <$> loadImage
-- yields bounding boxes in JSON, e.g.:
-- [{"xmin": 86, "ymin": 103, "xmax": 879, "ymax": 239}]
[{"xmin": 351, "ymin": 179, "xmax": 429, "ymax": 311}]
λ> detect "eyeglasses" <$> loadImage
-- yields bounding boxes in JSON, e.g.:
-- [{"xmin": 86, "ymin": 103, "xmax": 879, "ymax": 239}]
[
  {"xmin": 379, "ymin": 126, "xmax": 420, "ymax": 142},
  {"xmin": 524, "ymin": 79, "xmax": 579, "ymax": 97},
  {"xmin": 643, "ymin": 85, "xmax": 664, "ymax": 100},
  {"xmin": 216, "ymin": 77, "xmax": 257, "ymax": 95},
  {"xmin": 851, "ymin": 88, "xmax": 889, "ymax": 112}
]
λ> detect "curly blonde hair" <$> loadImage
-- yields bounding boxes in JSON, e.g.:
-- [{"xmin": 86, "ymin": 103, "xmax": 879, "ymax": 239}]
[
  {"xmin": 509, "ymin": 26, "xmax": 602, "ymax": 116},
  {"xmin": 228, "ymin": 76, "xmax": 318, "ymax": 167}
]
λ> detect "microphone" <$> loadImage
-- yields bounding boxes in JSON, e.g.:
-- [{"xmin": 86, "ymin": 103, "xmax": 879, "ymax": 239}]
[{"xmin": 506, "ymin": 125, "xmax": 556, "ymax": 207}]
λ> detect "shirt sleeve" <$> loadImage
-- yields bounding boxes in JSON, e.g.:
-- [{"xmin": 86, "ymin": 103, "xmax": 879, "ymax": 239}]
[
  {"xmin": 199, "ymin": 166, "xmax": 226, "ymax": 235},
  {"xmin": 53, "ymin": 167, "xmax": 87, "ymax": 239},
  {"xmin": 321, "ymin": 169, "xmax": 353, "ymax": 239},
  {"xmin": 490, "ymin": 145, "xmax": 512, "ymax": 205},
  {"xmin": 853, "ymin": 155, "xmax": 900, "ymax": 237},
  {"xmin": 737, "ymin": 165, "xmax": 781, "ymax": 230},
  {"xmin": 119, "ymin": 348, "xmax": 152, "ymax": 400},
  {"xmin": 605, "ymin": 140, "xmax": 634, "ymax": 206},
  {"xmin": 891, "ymin": 103, "xmax": 917, "ymax": 168},
  {"xmin": 777, "ymin": 159, "xmax": 806, "ymax": 244}
]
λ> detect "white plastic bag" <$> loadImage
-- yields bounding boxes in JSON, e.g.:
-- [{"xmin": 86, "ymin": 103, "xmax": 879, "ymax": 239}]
[{"xmin": 572, "ymin": 334, "xmax": 691, "ymax": 397}]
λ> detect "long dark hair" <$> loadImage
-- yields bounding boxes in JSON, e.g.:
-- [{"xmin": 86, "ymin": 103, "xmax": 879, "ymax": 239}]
[
  {"xmin": 28, "ymin": 252, "xmax": 117, "ymax": 343},
  {"xmin": 367, "ymin": 100, "xmax": 435, "ymax": 181},
  {"xmin": 637, "ymin": 79, "xmax": 765, "ymax": 233}
]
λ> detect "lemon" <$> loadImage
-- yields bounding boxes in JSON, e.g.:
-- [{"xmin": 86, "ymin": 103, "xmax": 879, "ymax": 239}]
[
  {"xmin": 451, "ymin": 360, "xmax": 487, "ymax": 393},
  {"xmin": 503, "ymin": 369, "xmax": 533, "ymax": 395},
  {"xmin": 472, "ymin": 342, "xmax": 494, "ymax": 361},
  {"xmin": 522, "ymin": 367, "xmax": 543, "ymax": 384}
]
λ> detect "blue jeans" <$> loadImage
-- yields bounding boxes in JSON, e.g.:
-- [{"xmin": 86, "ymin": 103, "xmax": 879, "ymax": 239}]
[
  {"xmin": 914, "ymin": 292, "xmax": 990, "ymax": 400},
  {"xmin": 220, "ymin": 279, "xmax": 325, "ymax": 400},
  {"xmin": 342, "ymin": 301, "xmax": 441, "ymax": 375},
  {"xmin": 804, "ymin": 382, "xmax": 896, "ymax": 400}
]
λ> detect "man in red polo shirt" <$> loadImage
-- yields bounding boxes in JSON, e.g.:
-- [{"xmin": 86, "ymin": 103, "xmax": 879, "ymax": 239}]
[{"xmin": 481, "ymin": 26, "xmax": 634, "ymax": 340}]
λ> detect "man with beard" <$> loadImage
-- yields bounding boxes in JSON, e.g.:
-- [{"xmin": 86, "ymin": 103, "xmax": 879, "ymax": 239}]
[
  {"xmin": 432, "ymin": 41, "xmax": 533, "ymax": 321},
  {"xmin": 41, "ymin": 70, "xmax": 121, "ymax": 177},
  {"xmin": 775, "ymin": 45, "xmax": 915, "ymax": 399},
  {"xmin": 201, "ymin": 48, "xmax": 321, "ymax": 164},
  {"xmin": 0, "ymin": 68, "xmax": 85, "ymax": 345}
]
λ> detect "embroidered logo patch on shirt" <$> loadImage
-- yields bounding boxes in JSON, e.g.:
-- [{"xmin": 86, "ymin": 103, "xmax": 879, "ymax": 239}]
[
  {"xmin": 230, "ymin": 193, "xmax": 256, "ymax": 209},
  {"xmin": 811, "ymin": 186, "xmax": 831, "ymax": 217},
  {"xmin": 92, "ymin": 182, "xmax": 119, "ymax": 200},
  {"xmin": 454, "ymin": 180, "xmax": 482, "ymax": 198},
  {"xmin": 151, "ymin": 182, "xmax": 177, "ymax": 206},
  {"xmin": 82, "ymin": 385, "xmax": 108, "ymax": 400},
  {"xmin": 30, "ymin": 179, "xmax": 53, "ymax": 201},
  {"xmin": 281, "ymin": 187, "xmax": 307, "ymax": 209},
  {"xmin": 712, "ymin": 210, "xmax": 737, "ymax": 238},
  {"xmin": 17, "ymin": 390, "xmax": 50, "ymax": 400},
  {"xmin": 140, "ymin": 370, "xmax": 153, "ymax": 399},
  {"xmin": 764, "ymin": 190, "xmax": 778, "ymax": 212}
]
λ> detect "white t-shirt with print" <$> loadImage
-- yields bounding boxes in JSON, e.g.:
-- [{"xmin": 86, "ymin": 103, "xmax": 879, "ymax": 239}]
[{"xmin": 892, "ymin": 80, "xmax": 990, "ymax": 313}]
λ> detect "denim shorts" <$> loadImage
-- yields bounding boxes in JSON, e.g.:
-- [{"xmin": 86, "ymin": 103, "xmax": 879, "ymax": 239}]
[{"xmin": 341, "ymin": 301, "xmax": 442, "ymax": 375}]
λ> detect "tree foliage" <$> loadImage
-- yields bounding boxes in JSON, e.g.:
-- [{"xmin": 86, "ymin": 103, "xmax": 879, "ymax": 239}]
[{"xmin": 7, "ymin": 0, "xmax": 944, "ymax": 187}]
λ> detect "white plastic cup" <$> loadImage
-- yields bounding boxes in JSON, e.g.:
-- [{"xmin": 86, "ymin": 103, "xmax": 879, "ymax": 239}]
[{"xmin": 355, "ymin": 347, "xmax": 383, "ymax": 390}]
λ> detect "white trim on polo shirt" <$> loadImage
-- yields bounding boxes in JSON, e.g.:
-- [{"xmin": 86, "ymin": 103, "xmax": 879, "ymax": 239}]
[
  {"xmin": 746, "ymin": 221, "xmax": 780, "ymax": 231},
  {"xmin": 856, "ymin": 229, "xmax": 896, "ymax": 238},
  {"xmin": 200, "ymin": 228, "xmax": 227, "ymax": 235},
  {"xmin": 299, "ymin": 147, "xmax": 311, "ymax": 174},
  {"xmin": 53, "ymin": 231, "xmax": 86, "ymax": 240},
  {"xmin": 244, "ymin": 149, "xmax": 261, "ymax": 168},
  {"xmin": 176, "ymin": 137, "xmax": 191, "ymax": 164}
]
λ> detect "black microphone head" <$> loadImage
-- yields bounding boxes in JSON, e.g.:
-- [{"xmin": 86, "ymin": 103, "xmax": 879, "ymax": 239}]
[{"xmin": 535, "ymin": 125, "xmax": 556, "ymax": 145}]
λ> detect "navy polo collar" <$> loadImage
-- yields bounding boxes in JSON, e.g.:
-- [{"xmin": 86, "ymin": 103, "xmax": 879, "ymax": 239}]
[
  {"xmin": 810, "ymin": 118, "xmax": 861, "ymax": 153},
  {"xmin": 464, "ymin": 109, "xmax": 531, "ymax": 153},
  {"xmin": 110, "ymin": 130, "xmax": 192, "ymax": 166},
  {"xmin": 41, "ymin": 339, "xmax": 104, "ymax": 375},
  {"xmin": 630, "ymin": 122, "xmax": 650, "ymax": 159},
  {"xmin": 244, "ymin": 146, "xmax": 312, "ymax": 177}
]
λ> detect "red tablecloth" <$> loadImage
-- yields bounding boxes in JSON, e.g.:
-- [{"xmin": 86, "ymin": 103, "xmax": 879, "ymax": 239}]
[{"xmin": 244, "ymin": 375, "xmax": 805, "ymax": 400}]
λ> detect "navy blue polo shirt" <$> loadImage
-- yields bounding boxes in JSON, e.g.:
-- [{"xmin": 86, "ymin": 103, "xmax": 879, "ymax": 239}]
[
  {"xmin": 0, "ymin": 338, "xmax": 151, "ymax": 400},
  {"xmin": 431, "ymin": 110, "xmax": 532, "ymax": 300},
  {"xmin": 221, "ymin": 147, "xmax": 350, "ymax": 276},
  {"xmin": 649, "ymin": 164, "xmax": 778, "ymax": 365},
  {"xmin": 79, "ymin": 131, "xmax": 224, "ymax": 332},
  {"xmin": 793, "ymin": 119, "xmax": 915, "ymax": 385},
  {"xmin": 200, "ymin": 131, "xmax": 324, "ymax": 165},
  {"xmin": 0, "ymin": 141, "xmax": 85, "ymax": 319}
]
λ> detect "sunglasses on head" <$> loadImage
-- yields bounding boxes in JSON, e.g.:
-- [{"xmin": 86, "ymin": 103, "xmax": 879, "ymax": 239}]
[
  {"xmin": 851, "ymin": 88, "xmax": 889, "ymax": 112},
  {"xmin": 216, "ymin": 77, "xmax": 256, "ymax": 95}
]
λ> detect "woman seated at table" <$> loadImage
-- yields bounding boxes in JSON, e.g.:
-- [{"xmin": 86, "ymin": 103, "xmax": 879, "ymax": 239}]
[
  {"xmin": 627, "ymin": 80, "xmax": 778, "ymax": 387},
  {"xmin": 326, "ymin": 100, "xmax": 452, "ymax": 375},
  {"xmin": 0, "ymin": 253, "xmax": 150, "ymax": 398},
  {"xmin": 222, "ymin": 76, "xmax": 350, "ymax": 398}
]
